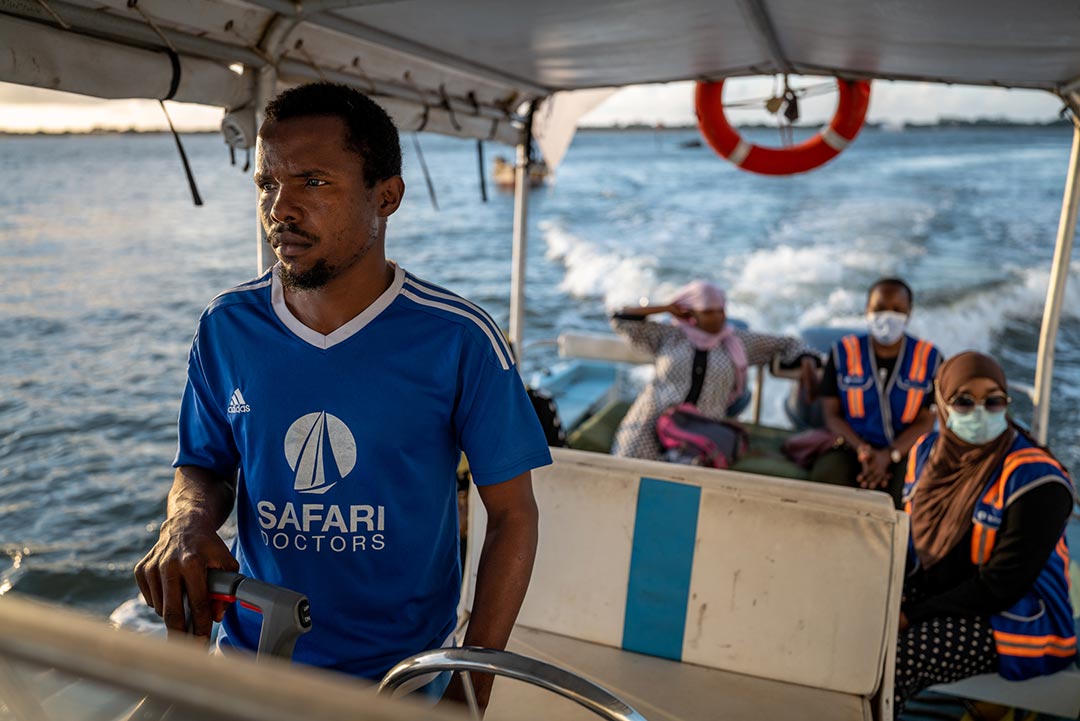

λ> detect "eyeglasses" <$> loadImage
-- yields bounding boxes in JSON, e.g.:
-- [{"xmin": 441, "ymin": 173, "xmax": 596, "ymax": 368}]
[{"xmin": 947, "ymin": 393, "xmax": 1011, "ymax": 415}]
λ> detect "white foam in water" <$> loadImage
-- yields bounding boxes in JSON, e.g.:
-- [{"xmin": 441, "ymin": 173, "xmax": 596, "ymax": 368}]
[
  {"xmin": 542, "ymin": 219, "xmax": 1080, "ymax": 426},
  {"xmin": 543, "ymin": 215, "xmax": 1080, "ymax": 354},
  {"xmin": 722, "ymin": 243, "xmax": 886, "ymax": 331},
  {"xmin": 109, "ymin": 596, "xmax": 166, "ymax": 636},
  {"xmin": 541, "ymin": 220, "xmax": 667, "ymax": 310},
  {"xmin": 792, "ymin": 263, "xmax": 1080, "ymax": 358}
]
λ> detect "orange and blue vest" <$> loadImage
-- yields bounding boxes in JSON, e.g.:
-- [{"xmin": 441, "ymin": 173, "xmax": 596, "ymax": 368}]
[
  {"xmin": 904, "ymin": 432, "xmax": 1077, "ymax": 681},
  {"xmin": 833, "ymin": 333, "xmax": 941, "ymax": 449}
]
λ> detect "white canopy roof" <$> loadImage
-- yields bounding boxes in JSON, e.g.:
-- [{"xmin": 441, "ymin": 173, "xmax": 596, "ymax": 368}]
[{"xmin": 3, "ymin": 0, "xmax": 1080, "ymax": 150}]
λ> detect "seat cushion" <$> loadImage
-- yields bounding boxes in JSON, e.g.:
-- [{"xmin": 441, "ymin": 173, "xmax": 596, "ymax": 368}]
[
  {"xmin": 486, "ymin": 626, "xmax": 870, "ymax": 721},
  {"xmin": 732, "ymin": 423, "xmax": 810, "ymax": 480},
  {"xmin": 566, "ymin": 399, "xmax": 632, "ymax": 453},
  {"xmin": 731, "ymin": 454, "xmax": 810, "ymax": 480}
]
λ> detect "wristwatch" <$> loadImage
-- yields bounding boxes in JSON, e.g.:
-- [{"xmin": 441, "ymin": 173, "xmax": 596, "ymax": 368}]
[{"xmin": 889, "ymin": 447, "xmax": 903, "ymax": 464}]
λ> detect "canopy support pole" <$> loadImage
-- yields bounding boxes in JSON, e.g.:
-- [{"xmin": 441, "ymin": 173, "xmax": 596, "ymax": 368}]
[
  {"xmin": 253, "ymin": 14, "xmax": 300, "ymax": 273},
  {"xmin": 1032, "ymin": 93, "xmax": 1080, "ymax": 444},
  {"xmin": 509, "ymin": 104, "xmax": 536, "ymax": 364},
  {"xmin": 253, "ymin": 65, "xmax": 278, "ymax": 273}
]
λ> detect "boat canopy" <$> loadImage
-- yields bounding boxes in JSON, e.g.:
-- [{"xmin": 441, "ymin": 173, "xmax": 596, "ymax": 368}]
[
  {"xmin": 3, "ymin": 0, "xmax": 1080, "ymax": 440},
  {"xmin": 4, "ymin": 0, "xmax": 1080, "ymax": 152}
]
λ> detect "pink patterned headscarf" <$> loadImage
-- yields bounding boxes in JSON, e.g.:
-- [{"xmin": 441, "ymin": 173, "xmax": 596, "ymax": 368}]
[{"xmin": 670, "ymin": 280, "xmax": 748, "ymax": 404}]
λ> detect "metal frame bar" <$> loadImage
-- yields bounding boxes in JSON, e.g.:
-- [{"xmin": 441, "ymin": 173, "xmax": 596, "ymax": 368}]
[
  {"xmin": 249, "ymin": 0, "xmax": 398, "ymax": 14},
  {"xmin": 253, "ymin": 65, "xmax": 278, "ymax": 273},
  {"xmin": 1031, "ymin": 92, "xmax": 1080, "ymax": 444},
  {"xmin": 0, "ymin": 0, "xmax": 527, "ymax": 122},
  {"xmin": 240, "ymin": 0, "xmax": 551, "ymax": 97},
  {"xmin": 0, "ymin": 0, "xmax": 264, "ymax": 65},
  {"xmin": 736, "ymin": 0, "xmax": 793, "ymax": 74},
  {"xmin": 508, "ymin": 104, "xmax": 536, "ymax": 363},
  {"xmin": 751, "ymin": 364, "xmax": 765, "ymax": 424},
  {"xmin": 251, "ymin": 15, "xmax": 299, "ymax": 273},
  {"xmin": 0, "ymin": 594, "xmax": 443, "ymax": 721},
  {"xmin": 275, "ymin": 59, "xmax": 516, "ymax": 124}
]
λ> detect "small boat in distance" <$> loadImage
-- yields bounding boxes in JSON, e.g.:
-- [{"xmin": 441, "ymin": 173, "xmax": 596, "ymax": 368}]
[{"xmin": 493, "ymin": 155, "xmax": 549, "ymax": 190}]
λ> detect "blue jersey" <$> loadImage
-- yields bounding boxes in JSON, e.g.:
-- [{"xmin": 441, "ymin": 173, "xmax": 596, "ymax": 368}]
[{"xmin": 174, "ymin": 262, "xmax": 552, "ymax": 679}]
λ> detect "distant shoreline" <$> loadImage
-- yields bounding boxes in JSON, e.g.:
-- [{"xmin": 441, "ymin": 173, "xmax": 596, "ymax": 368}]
[
  {"xmin": 578, "ymin": 118, "xmax": 1071, "ymax": 132},
  {"xmin": 0, "ymin": 117, "xmax": 1070, "ymax": 137}
]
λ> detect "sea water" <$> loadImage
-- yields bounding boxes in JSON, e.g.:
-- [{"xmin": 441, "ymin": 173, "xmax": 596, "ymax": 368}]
[{"xmin": 0, "ymin": 125, "xmax": 1077, "ymax": 624}]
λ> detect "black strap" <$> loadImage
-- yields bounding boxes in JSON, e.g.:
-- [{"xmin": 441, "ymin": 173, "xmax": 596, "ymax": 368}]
[
  {"xmin": 685, "ymin": 349, "xmax": 708, "ymax": 405},
  {"xmin": 476, "ymin": 139, "xmax": 488, "ymax": 203},
  {"xmin": 162, "ymin": 48, "xmax": 181, "ymax": 101},
  {"xmin": 411, "ymin": 133, "xmax": 439, "ymax": 211},
  {"xmin": 158, "ymin": 99, "xmax": 203, "ymax": 206}
]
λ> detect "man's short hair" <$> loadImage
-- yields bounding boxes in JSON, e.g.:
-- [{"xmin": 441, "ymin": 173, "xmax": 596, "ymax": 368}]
[
  {"xmin": 867, "ymin": 277, "xmax": 914, "ymax": 305},
  {"xmin": 264, "ymin": 82, "xmax": 402, "ymax": 188}
]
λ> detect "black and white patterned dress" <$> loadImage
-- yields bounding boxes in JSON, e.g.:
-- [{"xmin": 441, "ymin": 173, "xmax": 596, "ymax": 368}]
[{"xmin": 609, "ymin": 316, "xmax": 811, "ymax": 460}]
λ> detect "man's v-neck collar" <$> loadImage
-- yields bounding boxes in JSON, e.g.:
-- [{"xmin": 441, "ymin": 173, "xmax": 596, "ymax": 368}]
[{"xmin": 271, "ymin": 261, "xmax": 404, "ymax": 350}]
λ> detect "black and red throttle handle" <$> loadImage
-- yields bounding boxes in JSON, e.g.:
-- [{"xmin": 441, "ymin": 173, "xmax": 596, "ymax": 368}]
[{"xmin": 206, "ymin": 570, "xmax": 312, "ymax": 660}]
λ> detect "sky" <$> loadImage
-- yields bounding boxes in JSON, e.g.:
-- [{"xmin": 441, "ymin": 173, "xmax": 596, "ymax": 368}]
[{"xmin": 0, "ymin": 77, "xmax": 1066, "ymax": 134}]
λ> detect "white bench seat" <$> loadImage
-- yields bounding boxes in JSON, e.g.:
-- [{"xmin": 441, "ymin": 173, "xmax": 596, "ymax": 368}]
[
  {"xmin": 931, "ymin": 667, "xmax": 1080, "ymax": 718},
  {"xmin": 487, "ymin": 625, "xmax": 869, "ymax": 721},
  {"xmin": 467, "ymin": 449, "xmax": 910, "ymax": 721}
]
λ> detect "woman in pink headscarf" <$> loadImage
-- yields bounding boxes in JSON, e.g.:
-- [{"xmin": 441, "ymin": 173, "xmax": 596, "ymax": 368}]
[{"xmin": 610, "ymin": 280, "xmax": 817, "ymax": 461}]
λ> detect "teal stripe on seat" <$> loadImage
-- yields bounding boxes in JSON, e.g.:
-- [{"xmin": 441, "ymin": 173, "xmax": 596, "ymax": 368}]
[{"xmin": 622, "ymin": 477, "xmax": 701, "ymax": 661}]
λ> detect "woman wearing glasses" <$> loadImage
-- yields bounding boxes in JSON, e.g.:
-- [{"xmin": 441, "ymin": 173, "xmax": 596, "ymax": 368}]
[{"xmin": 895, "ymin": 351, "xmax": 1076, "ymax": 712}]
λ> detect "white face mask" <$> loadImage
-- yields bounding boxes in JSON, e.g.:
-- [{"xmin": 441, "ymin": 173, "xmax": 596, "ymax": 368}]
[{"xmin": 866, "ymin": 311, "xmax": 908, "ymax": 346}]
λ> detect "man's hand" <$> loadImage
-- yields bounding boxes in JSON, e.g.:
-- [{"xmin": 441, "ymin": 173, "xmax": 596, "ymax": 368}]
[
  {"xmin": 135, "ymin": 517, "xmax": 239, "ymax": 640},
  {"xmin": 857, "ymin": 448, "xmax": 891, "ymax": 489},
  {"xmin": 134, "ymin": 465, "xmax": 238, "ymax": 641}
]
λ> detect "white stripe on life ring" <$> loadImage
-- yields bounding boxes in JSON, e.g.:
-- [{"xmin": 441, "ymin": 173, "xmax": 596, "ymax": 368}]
[
  {"xmin": 729, "ymin": 139, "xmax": 752, "ymax": 166},
  {"xmin": 821, "ymin": 127, "xmax": 850, "ymax": 152}
]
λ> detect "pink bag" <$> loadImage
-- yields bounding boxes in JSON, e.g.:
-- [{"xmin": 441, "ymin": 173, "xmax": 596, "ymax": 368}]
[
  {"xmin": 781, "ymin": 428, "xmax": 838, "ymax": 468},
  {"xmin": 655, "ymin": 403, "xmax": 748, "ymax": 469}
]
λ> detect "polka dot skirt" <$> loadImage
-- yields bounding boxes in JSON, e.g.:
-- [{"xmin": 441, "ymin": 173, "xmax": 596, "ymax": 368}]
[{"xmin": 894, "ymin": 614, "xmax": 997, "ymax": 714}]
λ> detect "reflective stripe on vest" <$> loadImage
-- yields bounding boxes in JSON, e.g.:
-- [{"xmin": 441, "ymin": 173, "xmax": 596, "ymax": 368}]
[
  {"xmin": 971, "ymin": 448, "xmax": 1064, "ymax": 565},
  {"xmin": 909, "ymin": 340, "xmax": 933, "ymax": 382},
  {"xmin": 992, "ymin": 630, "xmax": 1077, "ymax": 658},
  {"xmin": 899, "ymin": 341, "xmax": 933, "ymax": 423},
  {"xmin": 1057, "ymin": 538, "xmax": 1071, "ymax": 591},
  {"xmin": 842, "ymin": 335, "xmax": 864, "ymax": 376},
  {"xmin": 842, "ymin": 336, "xmax": 866, "ymax": 418},
  {"xmin": 982, "ymin": 449, "xmax": 1065, "ymax": 510},
  {"xmin": 971, "ymin": 524, "xmax": 998, "ymax": 566},
  {"xmin": 902, "ymin": 436, "xmax": 925, "ymax": 515}
]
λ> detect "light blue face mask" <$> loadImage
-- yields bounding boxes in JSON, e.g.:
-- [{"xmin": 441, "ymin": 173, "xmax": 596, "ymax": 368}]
[{"xmin": 945, "ymin": 406, "xmax": 1009, "ymax": 445}]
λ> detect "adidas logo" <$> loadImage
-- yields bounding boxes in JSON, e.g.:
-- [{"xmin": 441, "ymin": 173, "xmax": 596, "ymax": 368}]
[{"xmin": 227, "ymin": 388, "xmax": 251, "ymax": 414}]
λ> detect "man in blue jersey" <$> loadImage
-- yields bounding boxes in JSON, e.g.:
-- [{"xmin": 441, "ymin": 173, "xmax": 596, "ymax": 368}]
[{"xmin": 134, "ymin": 82, "xmax": 551, "ymax": 708}]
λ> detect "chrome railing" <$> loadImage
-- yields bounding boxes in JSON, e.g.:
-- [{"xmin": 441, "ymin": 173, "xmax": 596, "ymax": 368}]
[{"xmin": 379, "ymin": 647, "xmax": 649, "ymax": 721}]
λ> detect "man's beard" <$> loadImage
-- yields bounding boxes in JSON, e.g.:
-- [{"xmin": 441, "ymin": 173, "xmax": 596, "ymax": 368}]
[
  {"xmin": 279, "ymin": 258, "xmax": 336, "ymax": 291},
  {"xmin": 278, "ymin": 235, "xmax": 377, "ymax": 292}
]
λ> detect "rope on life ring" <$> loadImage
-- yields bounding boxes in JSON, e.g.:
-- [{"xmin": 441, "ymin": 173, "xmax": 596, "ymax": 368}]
[{"xmin": 695, "ymin": 78, "xmax": 872, "ymax": 176}]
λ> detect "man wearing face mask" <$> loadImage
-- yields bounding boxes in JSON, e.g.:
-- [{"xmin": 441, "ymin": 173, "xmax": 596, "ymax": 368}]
[{"xmin": 811, "ymin": 278, "xmax": 943, "ymax": 507}]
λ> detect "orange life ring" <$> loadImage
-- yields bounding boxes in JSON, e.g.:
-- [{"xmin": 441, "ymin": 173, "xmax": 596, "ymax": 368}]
[{"xmin": 695, "ymin": 78, "xmax": 872, "ymax": 176}]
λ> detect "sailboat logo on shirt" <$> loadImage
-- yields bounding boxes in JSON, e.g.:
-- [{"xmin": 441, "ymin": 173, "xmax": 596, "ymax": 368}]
[{"xmin": 283, "ymin": 411, "xmax": 357, "ymax": 494}]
